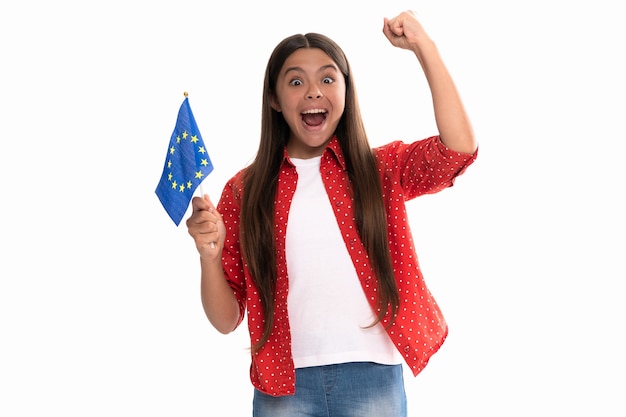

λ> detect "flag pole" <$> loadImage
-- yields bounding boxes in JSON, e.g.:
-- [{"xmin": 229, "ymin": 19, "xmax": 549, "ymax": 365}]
[
  {"xmin": 184, "ymin": 91, "xmax": 206, "ymax": 198},
  {"xmin": 184, "ymin": 91, "xmax": 213, "ymax": 247}
]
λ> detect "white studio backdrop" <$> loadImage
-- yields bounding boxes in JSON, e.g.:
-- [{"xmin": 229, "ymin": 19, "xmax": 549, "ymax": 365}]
[{"xmin": 1, "ymin": 0, "xmax": 624, "ymax": 416}]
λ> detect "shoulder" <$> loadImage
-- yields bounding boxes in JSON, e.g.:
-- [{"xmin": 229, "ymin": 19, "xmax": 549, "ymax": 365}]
[
  {"xmin": 221, "ymin": 168, "xmax": 247, "ymax": 202},
  {"xmin": 373, "ymin": 136, "xmax": 437, "ymax": 166},
  {"xmin": 373, "ymin": 135, "xmax": 477, "ymax": 164},
  {"xmin": 373, "ymin": 136, "xmax": 440, "ymax": 153}
]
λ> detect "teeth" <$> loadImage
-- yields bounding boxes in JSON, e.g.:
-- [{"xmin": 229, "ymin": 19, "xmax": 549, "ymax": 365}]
[{"xmin": 301, "ymin": 109, "xmax": 326, "ymax": 114}]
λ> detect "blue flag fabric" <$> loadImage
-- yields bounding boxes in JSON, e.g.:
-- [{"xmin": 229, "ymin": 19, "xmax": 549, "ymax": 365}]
[{"xmin": 155, "ymin": 97, "xmax": 213, "ymax": 226}]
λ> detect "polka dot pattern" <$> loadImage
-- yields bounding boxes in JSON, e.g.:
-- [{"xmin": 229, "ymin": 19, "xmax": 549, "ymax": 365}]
[{"xmin": 217, "ymin": 136, "xmax": 477, "ymax": 396}]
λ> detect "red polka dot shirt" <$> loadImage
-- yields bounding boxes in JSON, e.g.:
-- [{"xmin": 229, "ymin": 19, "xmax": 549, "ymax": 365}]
[{"xmin": 216, "ymin": 135, "xmax": 477, "ymax": 396}]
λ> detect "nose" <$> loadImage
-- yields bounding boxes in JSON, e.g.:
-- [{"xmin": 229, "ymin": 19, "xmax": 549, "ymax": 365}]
[{"xmin": 306, "ymin": 85, "xmax": 322, "ymax": 99}]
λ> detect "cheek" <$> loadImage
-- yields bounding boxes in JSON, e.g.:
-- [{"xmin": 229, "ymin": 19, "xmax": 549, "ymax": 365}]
[
  {"xmin": 271, "ymin": 85, "xmax": 291, "ymax": 111},
  {"xmin": 332, "ymin": 90, "xmax": 347, "ymax": 113},
  {"xmin": 270, "ymin": 93, "xmax": 280, "ymax": 111},
  {"xmin": 275, "ymin": 92, "xmax": 298, "ymax": 112},
  {"xmin": 333, "ymin": 84, "xmax": 347, "ymax": 104}
]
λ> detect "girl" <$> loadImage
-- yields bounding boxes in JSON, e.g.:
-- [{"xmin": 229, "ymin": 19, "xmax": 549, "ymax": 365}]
[{"xmin": 186, "ymin": 10, "xmax": 478, "ymax": 417}]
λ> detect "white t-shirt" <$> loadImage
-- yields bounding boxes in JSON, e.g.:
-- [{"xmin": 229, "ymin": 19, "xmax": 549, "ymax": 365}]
[{"xmin": 286, "ymin": 156, "xmax": 402, "ymax": 369}]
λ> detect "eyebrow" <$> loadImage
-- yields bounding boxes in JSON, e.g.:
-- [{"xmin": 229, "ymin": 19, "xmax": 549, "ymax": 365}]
[{"xmin": 283, "ymin": 64, "xmax": 339, "ymax": 76}]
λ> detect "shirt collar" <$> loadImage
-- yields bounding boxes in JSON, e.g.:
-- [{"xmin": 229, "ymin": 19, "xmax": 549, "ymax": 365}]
[{"xmin": 282, "ymin": 136, "xmax": 347, "ymax": 170}]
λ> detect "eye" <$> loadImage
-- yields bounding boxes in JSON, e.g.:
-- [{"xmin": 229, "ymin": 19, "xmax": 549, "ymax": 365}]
[
  {"xmin": 322, "ymin": 77, "xmax": 334, "ymax": 84},
  {"xmin": 289, "ymin": 79, "xmax": 303, "ymax": 86}
]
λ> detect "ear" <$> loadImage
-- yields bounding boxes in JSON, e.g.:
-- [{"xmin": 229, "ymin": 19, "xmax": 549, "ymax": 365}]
[{"xmin": 270, "ymin": 93, "xmax": 281, "ymax": 112}]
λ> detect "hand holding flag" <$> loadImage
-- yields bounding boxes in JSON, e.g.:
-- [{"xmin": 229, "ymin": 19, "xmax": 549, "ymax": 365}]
[{"xmin": 155, "ymin": 94, "xmax": 214, "ymax": 226}]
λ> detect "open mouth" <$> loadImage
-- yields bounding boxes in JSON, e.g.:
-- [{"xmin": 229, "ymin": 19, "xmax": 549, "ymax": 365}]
[{"xmin": 301, "ymin": 109, "xmax": 327, "ymax": 126}]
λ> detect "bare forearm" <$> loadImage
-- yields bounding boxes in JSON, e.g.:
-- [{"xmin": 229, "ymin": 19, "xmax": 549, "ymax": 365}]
[
  {"xmin": 199, "ymin": 257, "xmax": 240, "ymax": 334},
  {"xmin": 186, "ymin": 195, "xmax": 239, "ymax": 333},
  {"xmin": 413, "ymin": 40, "xmax": 477, "ymax": 154}
]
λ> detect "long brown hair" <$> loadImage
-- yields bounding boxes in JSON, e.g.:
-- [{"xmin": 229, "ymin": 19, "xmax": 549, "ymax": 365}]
[{"xmin": 240, "ymin": 33, "xmax": 399, "ymax": 352}]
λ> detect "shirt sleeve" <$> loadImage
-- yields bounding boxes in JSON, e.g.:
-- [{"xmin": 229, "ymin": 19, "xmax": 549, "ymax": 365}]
[
  {"xmin": 216, "ymin": 172, "xmax": 247, "ymax": 327},
  {"xmin": 375, "ymin": 135, "xmax": 477, "ymax": 200}
]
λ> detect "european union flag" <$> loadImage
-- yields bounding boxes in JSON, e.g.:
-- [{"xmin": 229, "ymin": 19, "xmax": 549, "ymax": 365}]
[{"xmin": 155, "ymin": 97, "xmax": 213, "ymax": 226}]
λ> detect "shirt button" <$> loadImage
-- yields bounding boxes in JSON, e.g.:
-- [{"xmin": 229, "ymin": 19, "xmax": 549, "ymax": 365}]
[
  {"xmin": 335, "ymin": 201, "xmax": 342, "ymax": 207},
  {"xmin": 404, "ymin": 346, "xmax": 410, "ymax": 353}
]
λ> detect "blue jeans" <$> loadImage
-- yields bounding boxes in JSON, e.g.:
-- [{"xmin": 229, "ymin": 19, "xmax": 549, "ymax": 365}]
[{"xmin": 253, "ymin": 362, "xmax": 407, "ymax": 417}]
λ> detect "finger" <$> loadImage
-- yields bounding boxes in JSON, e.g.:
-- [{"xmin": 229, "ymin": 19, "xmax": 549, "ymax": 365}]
[
  {"xmin": 382, "ymin": 19, "xmax": 399, "ymax": 44},
  {"xmin": 201, "ymin": 196, "xmax": 223, "ymax": 248},
  {"xmin": 382, "ymin": 17, "xmax": 392, "ymax": 37},
  {"xmin": 387, "ymin": 14, "xmax": 406, "ymax": 35},
  {"xmin": 191, "ymin": 195, "xmax": 211, "ymax": 212},
  {"xmin": 202, "ymin": 195, "xmax": 224, "ymax": 223}
]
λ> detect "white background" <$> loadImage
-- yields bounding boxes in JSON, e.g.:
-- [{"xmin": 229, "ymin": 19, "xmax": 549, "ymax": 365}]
[{"xmin": 1, "ymin": 0, "xmax": 624, "ymax": 415}]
